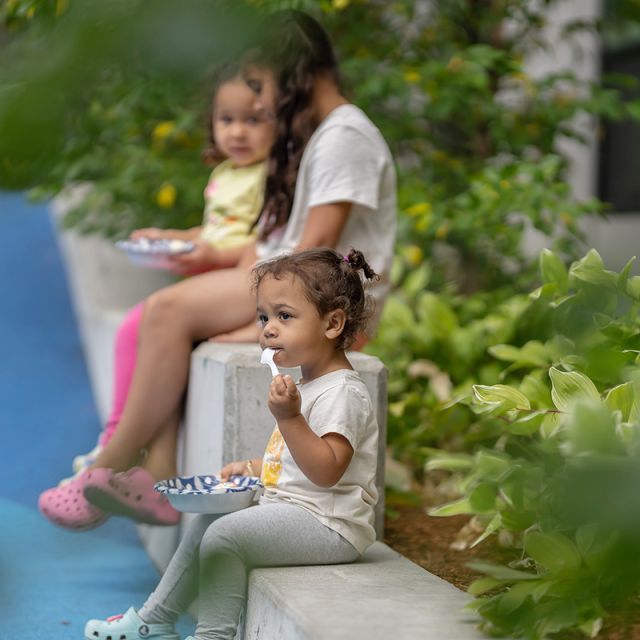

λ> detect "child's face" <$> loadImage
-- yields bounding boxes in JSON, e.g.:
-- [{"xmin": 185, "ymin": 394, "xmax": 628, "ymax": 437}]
[
  {"xmin": 213, "ymin": 74, "xmax": 276, "ymax": 168},
  {"xmin": 257, "ymin": 274, "xmax": 338, "ymax": 379}
]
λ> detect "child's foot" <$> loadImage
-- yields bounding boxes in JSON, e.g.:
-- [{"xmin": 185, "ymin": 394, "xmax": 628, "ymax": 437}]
[
  {"xmin": 56, "ymin": 441, "xmax": 104, "ymax": 487},
  {"xmin": 72, "ymin": 442, "xmax": 104, "ymax": 474},
  {"xmin": 84, "ymin": 466, "xmax": 180, "ymax": 526},
  {"xmin": 38, "ymin": 468, "xmax": 113, "ymax": 531},
  {"xmin": 84, "ymin": 607, "xmax": 180, "ymax": 640}
]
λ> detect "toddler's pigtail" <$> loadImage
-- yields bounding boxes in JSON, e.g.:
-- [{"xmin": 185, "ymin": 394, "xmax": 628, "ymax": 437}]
[{"xmin": 344, "ymin": 248, "xmax": 379, "ymax": 282}]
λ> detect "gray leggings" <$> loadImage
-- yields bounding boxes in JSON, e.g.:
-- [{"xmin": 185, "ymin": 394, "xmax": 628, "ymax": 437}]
[{"xmin": 138, "ymin": 502, "xmax": 360, "ymax": 640}]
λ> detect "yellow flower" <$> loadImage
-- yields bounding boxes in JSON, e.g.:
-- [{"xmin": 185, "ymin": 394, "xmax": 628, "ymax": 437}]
[
  {"xmin": 333, "ymin": 0, "xmax": 350, "ymax": 10},
  {"xmin": 404, "ymin": 245, "xmax": 424, "ymax": 267},
  {"xmin": 26, "ymin": 6, "xmax": 35, "ymax": 18},
  {"xmin": 435, "ymin": 222, "xmax": 449, "ymax": 239},
  {"xmin": 405, "ymin": 202, "xmax": 432, "ymax": 217},
  {"xmin": 156, "ymin": 183, "xmax": 177, "ymax": 209},
  {"xmin": 152, "ymin": 121, "xmax": 176, "ymax": 144},
  {"xmin": 404, "ymin": 70, "xmax": 421, "ymax": 85}
]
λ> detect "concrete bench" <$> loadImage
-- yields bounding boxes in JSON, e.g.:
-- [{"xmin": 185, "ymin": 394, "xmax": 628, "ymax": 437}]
[{"xmin": 243, "ymin": 542, "xmax": 485, "ymax": 639}]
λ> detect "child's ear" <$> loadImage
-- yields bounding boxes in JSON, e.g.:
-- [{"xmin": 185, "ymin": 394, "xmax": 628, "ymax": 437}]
[{"xmin": 324, "ymin": 309, "xmax": 347, "ymax": 340}]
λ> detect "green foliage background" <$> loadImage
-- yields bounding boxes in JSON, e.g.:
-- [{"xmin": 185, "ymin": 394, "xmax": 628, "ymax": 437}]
[{"xmin": 4, "ymin": 1, "xmax": 640, "ymax": 636}]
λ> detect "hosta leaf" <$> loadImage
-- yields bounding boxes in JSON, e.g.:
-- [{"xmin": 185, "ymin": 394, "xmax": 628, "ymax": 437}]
[
  {"xmin": 575, "ymin": 523, "xmax": 600, "ymax": 558},
  {"xmin": 549, "ymin": 367, "xmax": 600, "ymax": 411},
  {"xmin": 416, "ymin": 291, "xmax": 458, "ymax": 338},
  {"xmin": 489, "ymin": 340, "xmax": 549, "ymax": 368},
  {"xmin": 540, "ymin": 248, "xmax": 568, "ymax": 293},
  {"xmin": 381, "ymin": 296, "xmax": 416, "ymax": 330},
  {"xmin": 471, "ymin": 512, "xmax": 501, "ymax": 547},
  {"xmin": 618, "ymin": 256, "xmax": 636, "ymax": 291},
  {"xmin": 569, "ymin": 249, "xmax": 617, "ymax": 287},
  {"xmin": 605, "ymin": 382, "xmax": 635, "ymax": 422},
  {"xmin": 467, "ymin": 576, "xmax": 504, "ymax": 596},
  {"xmin": 428, "ymin": 497, "xmax": 472, "ymax": 517},
  {"xmin": 403, "ymin": 262, "xmax": 431, "ymax": 298},
  {"xmin": 536, "ymin": 599, "xmax": 583, "ymax": 635},
  {"xmin": 474, "ymin": 450, "xmax": 512, "ymax": 479},
  {"xmin": 501, "ymin": 509, "xmax": 536, "ymax": 532},
  {"xmin": 549, "ymin": 293, "xmax": 577, "ymax": 309},
  {"xmin": 532, "ymin": 581, "xmax": 553, "ymax": 602},
  {"xmin": 519, "ymin": 372, "xmax": 552, "ymax": 407},
  {"xmin": 469, "ymin": 482, "xmax": 498, "ymax": 512},
  {"xmin": 487, "ymin": 344, "xmax": 522, "ymax": 362},
  {"xmin": 524, "ymin": 531, "xmax": 582, "ymax": 573},
  {"xmin": 616, "ymin": 421, "xmax": 637, "ymax": 445},
  {"xmin": 425, "ymin": 453, "xmax": 474, "ymax": 472},
  {"xmin": 507, "ymin": 410, "xmax": 545, "ymax": 436},
  {"xmin": 566, "ymin": 401, "xmax": 622, "ymax": 455},
  {"xmin": 540, "ymin": 411, "xmax": 562, "ymax": 438},
  {"xmin": 498, "ymin": 581, "xmax": 539, "ymax": 615},
  {"xmin": 530, "ymin": 283, "xmax": 557, "ymax": 300},
  {"xmin": 579, "ymin": 617, "xmax": 603, "ymax": 638},
  {"xmin": 467, "ymin": 561, "xmax": 538, "ymax": 581},
  {"xmin": 627, "ymin": 275, "xmax": 640, "ymax": 300},
  {"xmin": 473, "ymin": 384, "xmax": 531, "ymax": 411}
]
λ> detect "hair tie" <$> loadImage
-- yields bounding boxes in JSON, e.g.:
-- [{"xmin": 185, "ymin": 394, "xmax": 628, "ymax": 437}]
[{"xmin": 343, "ymin": 255, "xmax": 350, "ymax": 264}]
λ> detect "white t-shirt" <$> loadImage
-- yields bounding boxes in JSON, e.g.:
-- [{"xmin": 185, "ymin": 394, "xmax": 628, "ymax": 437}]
[
  {"xmin": 259, "ymin": 369, "xmax": 379, "ymax": 554},
  {"xmin": 256, "ymin": 104, "xmax": 397, "ymax": 332}
]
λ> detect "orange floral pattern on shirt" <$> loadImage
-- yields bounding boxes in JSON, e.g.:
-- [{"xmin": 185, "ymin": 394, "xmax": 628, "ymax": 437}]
[{"xmin": 261, "ymin": 427, "xmax": 285, "ymax": 488}]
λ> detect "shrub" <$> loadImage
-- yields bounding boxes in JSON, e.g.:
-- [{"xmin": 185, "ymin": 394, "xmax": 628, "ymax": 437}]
[{"xmin": 426, "ymin": 249, "xmax": 640, "ymax": 638}]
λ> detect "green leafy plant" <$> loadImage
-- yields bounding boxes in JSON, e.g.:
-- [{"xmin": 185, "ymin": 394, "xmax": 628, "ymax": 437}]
[
  {"xmin": 425, "ymin": 249, "xmax": 640, "ymax": 638},
  {"xmin": 326, "ymin": 0, "xmax": 640, "ymax": 290},
  {"xmin": 3, "ymin": 0, "xmax": 638, "ymax": 270}
]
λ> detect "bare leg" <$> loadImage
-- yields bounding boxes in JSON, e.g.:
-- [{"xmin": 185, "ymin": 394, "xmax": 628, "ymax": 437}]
[
  {"xmin": 93, "ymin": 266, "xmax": 256, "ymax": 476},
  {"xmin": 142, "ymin": 408, "xmax": 181, "ymax": 480}
]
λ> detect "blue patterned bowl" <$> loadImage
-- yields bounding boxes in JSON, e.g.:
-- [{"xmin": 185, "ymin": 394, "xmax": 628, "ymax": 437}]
[{"xmin": 154, "ymin": 474, "xmax": 262, "ymax": 514}]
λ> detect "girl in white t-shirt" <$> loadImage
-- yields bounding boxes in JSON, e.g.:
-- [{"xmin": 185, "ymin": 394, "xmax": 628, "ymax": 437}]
[
  {"xmin": 84, "ymin": 247, "xmax": 380, "ymax": 640},
  {"xmin": 39, "ymin": 9, "xmax": 396, "ymax": 533}
]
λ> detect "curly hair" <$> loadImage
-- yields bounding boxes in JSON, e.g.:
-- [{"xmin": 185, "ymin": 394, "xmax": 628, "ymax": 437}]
[
  {"xmin": 254, "ymin": 10, "xmax": 341, "ymax": 240},
  {"xmin": 251, "ymin": 248, "xmax": 378, "ymax": 350}
]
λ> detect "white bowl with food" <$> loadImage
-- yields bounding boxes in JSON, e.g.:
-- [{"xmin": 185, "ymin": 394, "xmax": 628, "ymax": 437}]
[
  {"xmin": 115, "ymin": 238, "xmax": 195, "ymax": 269},
  {"xmin": 154, "ymin": 474, "xmax": 262, "ymax": 514}
]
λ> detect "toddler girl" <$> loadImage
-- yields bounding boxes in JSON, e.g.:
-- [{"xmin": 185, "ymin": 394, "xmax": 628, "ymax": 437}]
[
  {"xmin": 61, "ymin": 59, "xmax": 276, "ymax": 481},
  {"xmin": 83, "ymin": 247, "xmax": 380, "ymax": 640}
]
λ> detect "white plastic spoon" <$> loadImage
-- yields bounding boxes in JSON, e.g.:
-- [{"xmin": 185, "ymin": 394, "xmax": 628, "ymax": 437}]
[{"xmin": 260, "ymin": 347, "xmax": 280, "ymax": 377}]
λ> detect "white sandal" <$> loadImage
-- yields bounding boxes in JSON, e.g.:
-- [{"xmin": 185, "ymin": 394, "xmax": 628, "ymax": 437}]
[{"xmin": 84, "ymin": 607, "xmax": 179, "ymax": 640}]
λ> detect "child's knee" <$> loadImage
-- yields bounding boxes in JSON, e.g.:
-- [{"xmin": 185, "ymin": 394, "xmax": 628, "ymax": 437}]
[
  {"xmin": 199, "ymin": 517, "xmax": 242, "ymax": 561},
  {"xmin": 144, "ymin": 287, "xmax": 183, "ymax": 326}
]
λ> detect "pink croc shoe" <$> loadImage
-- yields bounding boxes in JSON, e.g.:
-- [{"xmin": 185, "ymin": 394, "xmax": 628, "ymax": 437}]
[
  {"xmin": 84, "ymin": 466, "xmax": 180, "ymax": 526},
  {"xmin": 39, "ymin": 468, "xmax": 114, "ymax": 531}
]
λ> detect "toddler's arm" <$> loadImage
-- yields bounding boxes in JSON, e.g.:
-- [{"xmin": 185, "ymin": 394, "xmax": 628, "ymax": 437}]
[{"xmin": 268, "ymin": 375, "xmax": 353, "ymax": 488}]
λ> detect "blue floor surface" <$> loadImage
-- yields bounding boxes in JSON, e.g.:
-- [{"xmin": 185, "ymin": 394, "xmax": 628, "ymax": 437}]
[{"xmin": 0, "ymin": 193, "xmax": 193, "ymax": 638}]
